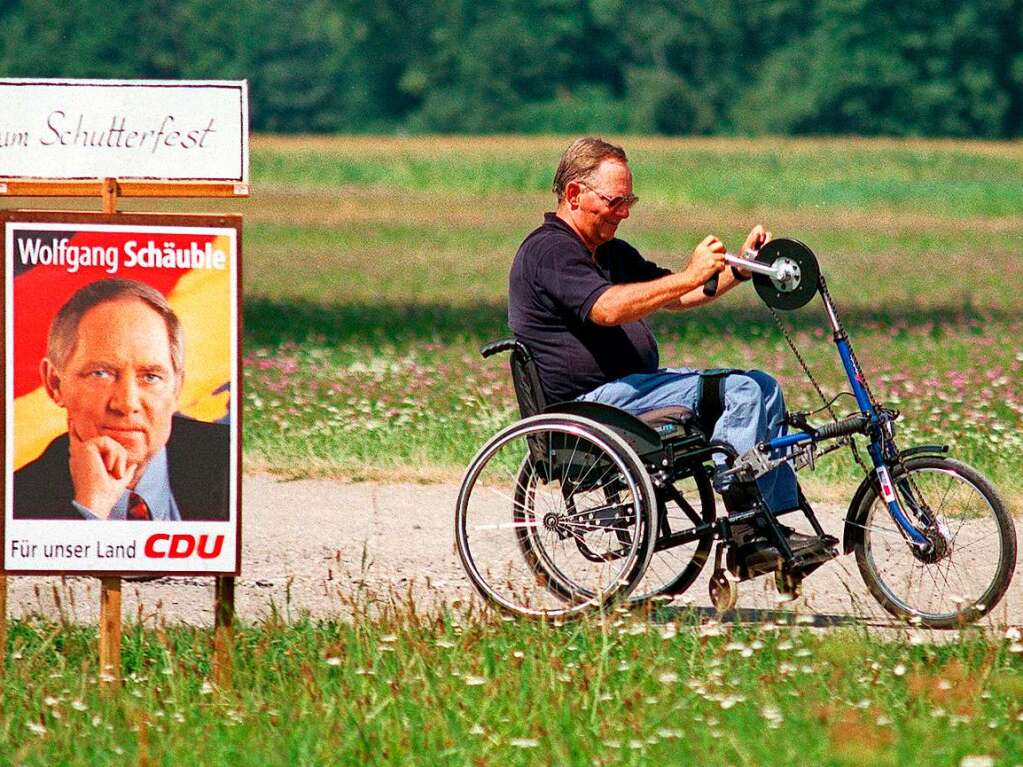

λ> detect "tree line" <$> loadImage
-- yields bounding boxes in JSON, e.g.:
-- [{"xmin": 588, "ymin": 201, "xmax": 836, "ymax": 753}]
[{"xmin": 2, "ymin": 0, "xmax": 1020, "ymax": 137}]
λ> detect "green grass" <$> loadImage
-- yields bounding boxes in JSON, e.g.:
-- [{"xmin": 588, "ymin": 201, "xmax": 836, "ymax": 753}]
[
  {"xmin": 249, "ymin": 136, "xmax": 1023, "ymax": 218},
  {"xmin": 3, "ymin": 610, "xmax": 1022, "ymax": 766}
]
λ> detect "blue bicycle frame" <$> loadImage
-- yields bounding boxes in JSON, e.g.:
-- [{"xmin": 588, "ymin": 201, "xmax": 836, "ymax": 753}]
[{"xmin": 761, "ymin": 291, "xmax": 931, "ymax": 547}]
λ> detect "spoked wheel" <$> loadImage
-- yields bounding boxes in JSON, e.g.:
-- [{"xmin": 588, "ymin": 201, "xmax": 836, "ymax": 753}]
[
  {"xmin": 854, "ymin": 456, "xmax": 1017, "ymax": 628},
  {"xmin": 628, "ymin": 468, "xmax": 716, "ymax": 604},
  {"xmin": 455, "ymin": 414, "xmax": 657, "ymax": 618}
]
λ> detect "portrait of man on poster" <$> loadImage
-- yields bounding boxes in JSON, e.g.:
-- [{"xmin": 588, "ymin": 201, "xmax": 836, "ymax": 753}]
[{"xmin": 13, "ymin": 278, "xmax": 230, "ymax": 521}]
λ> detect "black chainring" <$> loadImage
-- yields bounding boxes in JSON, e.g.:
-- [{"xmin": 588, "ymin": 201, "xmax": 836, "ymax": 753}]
[{"xmin": 753, "ymin": 238, "xmax": 820, "ymax": 310}]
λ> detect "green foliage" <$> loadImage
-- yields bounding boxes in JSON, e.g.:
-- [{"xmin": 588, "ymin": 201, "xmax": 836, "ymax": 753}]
[
  {"xmin": 2, "ymin": 0, "xmax": 1022, "ymax": 136},
  {"xmin": 736, "ymin": 0, "xmax": 1023, "ymax": 137}
]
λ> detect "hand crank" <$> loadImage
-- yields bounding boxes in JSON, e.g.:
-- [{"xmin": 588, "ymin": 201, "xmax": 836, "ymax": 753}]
[{"xmin": 703, "ymin": 247, "xmax": 803, "ymax": 296}]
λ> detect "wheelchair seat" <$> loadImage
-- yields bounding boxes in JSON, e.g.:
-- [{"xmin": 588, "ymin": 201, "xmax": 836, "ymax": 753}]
[
  {"xmin": 636, "ymin": 405, "xmax": 695, "ymax": 432},
  {"xmin": 480, "ymin": 337, "xmax": 703, "ymax": 457}
]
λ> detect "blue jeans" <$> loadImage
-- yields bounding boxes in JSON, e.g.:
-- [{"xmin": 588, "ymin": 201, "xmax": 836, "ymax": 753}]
[{"xmin": 578, "ymin": 368, "xmax": 799, "ymax": 514}]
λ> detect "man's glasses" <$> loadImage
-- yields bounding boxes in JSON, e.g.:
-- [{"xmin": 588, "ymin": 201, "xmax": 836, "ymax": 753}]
[{"xmin": 580, "ymin": 182, "xmax": 639, "ymax": 211}]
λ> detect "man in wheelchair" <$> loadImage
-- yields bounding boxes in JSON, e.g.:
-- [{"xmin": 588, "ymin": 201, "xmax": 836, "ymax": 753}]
[{"xmin": 508, "ymin": 137, "xmax": 818, "ymax": 557}]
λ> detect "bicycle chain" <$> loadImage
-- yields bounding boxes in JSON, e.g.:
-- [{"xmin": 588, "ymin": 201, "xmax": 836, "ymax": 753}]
[
  {"xmin": 768, "ymin": 272, "xmax": 872, "ymax": 473},
  {"xmin": 768, "ymin": 303, "xmax": 838, "ymax": 419},
  {"xmin": 771, "ymin": 269, "xmax": 932, "ymax": 535}
]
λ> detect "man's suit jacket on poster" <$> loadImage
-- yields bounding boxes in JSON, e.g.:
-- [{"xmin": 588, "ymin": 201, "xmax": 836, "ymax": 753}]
[{"xmin": 13, "ymin": 415, "xmax": 231, "ymax": 521}]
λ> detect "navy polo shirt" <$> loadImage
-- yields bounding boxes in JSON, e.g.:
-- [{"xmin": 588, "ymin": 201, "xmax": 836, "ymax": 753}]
[{"xmin": 508, "ymin": 212, "xmax": 672, "ymax": 403}]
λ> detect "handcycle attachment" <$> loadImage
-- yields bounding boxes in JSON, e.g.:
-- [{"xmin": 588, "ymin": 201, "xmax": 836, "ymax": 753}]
[{"xmin": 702, "ymin": 238, "xmax": 820, "ymax": 311}]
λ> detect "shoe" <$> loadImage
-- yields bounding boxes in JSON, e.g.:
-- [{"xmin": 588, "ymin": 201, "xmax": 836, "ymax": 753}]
[
  {"xmin": 719, "ymin": 481, "xmax": 762, "ymax": 514},
  {"xmin": 727, "ymin": 518, "xmax": 814, "ymax": 548}
]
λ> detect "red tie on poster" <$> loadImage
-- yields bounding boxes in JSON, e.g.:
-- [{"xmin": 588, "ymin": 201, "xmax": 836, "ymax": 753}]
[{"xmin": 126, "ymin": 492, "xmax": 151, "ymax": 521}]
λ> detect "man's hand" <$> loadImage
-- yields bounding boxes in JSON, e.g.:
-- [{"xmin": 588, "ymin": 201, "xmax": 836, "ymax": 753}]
[
  {"xmin": 735, "ymin": 225, "xmax": 772, "ymax": 279},
  {"xmin": 683, "ymin": 235, "xmax": 727, "ymax": 284},
  {"xmin": 68, "ymin": 423, "xmax": 137, "ymax": 519}
]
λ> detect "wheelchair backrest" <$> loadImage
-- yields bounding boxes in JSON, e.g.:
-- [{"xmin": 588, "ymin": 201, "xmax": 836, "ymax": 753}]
[{"xmin": 480, "ymin": 337, "xmax": 547, "ymax": 418}]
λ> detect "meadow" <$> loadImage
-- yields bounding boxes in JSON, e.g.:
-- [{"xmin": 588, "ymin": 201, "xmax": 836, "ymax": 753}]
[
  {"xmin": 234, "ymin": 136, "xmax": 1023, "ymax": 493},
  {"xmin": 2, "ymin": 136, "xmax": 1022, "ymax": 765},
  {"xmin": 8, "ymin": 136, "xmax": 1020, "ymax": 489},
  {"xmin": 3, "ymin": 606, "xmax": 1022, "ymax": 766}
]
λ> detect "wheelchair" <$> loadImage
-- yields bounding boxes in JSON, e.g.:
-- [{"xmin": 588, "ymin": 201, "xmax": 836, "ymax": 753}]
[{"xmin": 454, "ymin": 239, "xmax": 1017, "ymax": 625}]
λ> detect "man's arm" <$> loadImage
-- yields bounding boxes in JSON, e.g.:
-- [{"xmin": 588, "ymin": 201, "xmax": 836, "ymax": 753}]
[
  {"xmin": 663, "ymin": 267, "xmax": 745, "ymax": 312},
  {"xmin": 593, "ymin": 225, "xmax": 772, "ymax": 324},
  {"xmin": 589, "ymin": 235, "xmax": 726, "ymax": 326}
]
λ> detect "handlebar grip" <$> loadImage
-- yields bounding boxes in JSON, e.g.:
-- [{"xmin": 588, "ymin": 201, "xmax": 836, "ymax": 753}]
[
  {"xmin": 814, "ymin": 414, "xmax": 870, "ymax": 440},
  {"xmin": 480, "ymin": 338, "xmax": 519, "ymax": 358},
  {"xmin": 703, "ymin": 273, "xmax": 720, "ymax": 296}
]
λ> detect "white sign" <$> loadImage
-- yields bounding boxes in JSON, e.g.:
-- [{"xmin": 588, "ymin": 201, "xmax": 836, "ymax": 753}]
[{"xmin": 0, "ymin": 79, "xmax": 248, "ymax": 182}]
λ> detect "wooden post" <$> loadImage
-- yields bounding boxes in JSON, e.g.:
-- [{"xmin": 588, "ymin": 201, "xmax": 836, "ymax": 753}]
[
  {"xmin": 99, "ymin": 577, "xmax": 122, "ymax": 688},
  {"xmin": 213, "ymin": 576, "xmax": 235, "ymax": 687},
  {"xmin": 101, "ymin": 177, "xmax": 119, "ymax": 213},
  {"xmin": 96, "ymin": 174, "xmax": 118, "ymax": 694},
  {"xmin": 0, "ymin": 575, "xmax": 7, "ymax": 673}
]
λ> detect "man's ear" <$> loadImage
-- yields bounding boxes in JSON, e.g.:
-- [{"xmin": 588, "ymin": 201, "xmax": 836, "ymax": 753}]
[
  {"xmin": 565, "ymin": 180, "xmax": 582, "ymax": 210},
  {"xmin": 40, "ymin": 358, "xmax": 65, "ymax": 407}
]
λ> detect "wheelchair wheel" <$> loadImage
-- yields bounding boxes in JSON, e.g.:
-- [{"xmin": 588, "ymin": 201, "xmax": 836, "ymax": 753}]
[
  {"xmin": 854, "ymin": 456, "xmax": 1017, "ymax": 628},
  {"xmin": 628, "ymin": 467, "xmax": 716, "ymax": 604},
  {"xmin": 455, "ymin": 414, "xmax": 657, "ymax": 618}
]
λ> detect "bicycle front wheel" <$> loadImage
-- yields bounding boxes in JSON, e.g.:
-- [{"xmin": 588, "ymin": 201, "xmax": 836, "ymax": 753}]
[{"xmin": 854, "ymin": 456, "xmax": 1016, "ymax": 628}]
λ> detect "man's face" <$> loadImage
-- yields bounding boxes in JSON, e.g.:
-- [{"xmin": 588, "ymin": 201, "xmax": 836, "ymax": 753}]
[
  {"xmin": 570, "ymin": 159, "xmax": 634, "ymax": 250},
  {"xmin": 45, "ymin": 298, "xmax": 180, "ymax": 470}
]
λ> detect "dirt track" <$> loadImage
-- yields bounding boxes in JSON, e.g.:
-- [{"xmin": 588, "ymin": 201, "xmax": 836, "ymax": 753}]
[{"xmin": 6, "ymin": 474, "xmax": 1021, "ymax": 629}]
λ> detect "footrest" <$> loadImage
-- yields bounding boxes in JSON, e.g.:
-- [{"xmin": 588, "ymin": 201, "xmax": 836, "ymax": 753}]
[
  {"xmin": 736, "ymin": 534, "xmax": 838, "ymax": 579},
  {"xmin": 788, "ymin": 532, "xmax": 838, "ymax": 553},
  {"xmin": 788, "ymin": 539, "xmax": 839, "ymax": 574}
]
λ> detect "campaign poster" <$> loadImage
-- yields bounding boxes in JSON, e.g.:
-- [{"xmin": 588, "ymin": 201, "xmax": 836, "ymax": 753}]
[{"xmin": 1, "ymin": 211, "xmax": 241, "ymax": 575}]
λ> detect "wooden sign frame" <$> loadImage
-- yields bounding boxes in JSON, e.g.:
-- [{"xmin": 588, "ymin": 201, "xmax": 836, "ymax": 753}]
[
  {"xmin": 0, "ymin": 179, "xmax": 249, "ymax": 200},
  {"xmin": 0, "ymin": 178, "xmax": 241, "ymax": 685}
]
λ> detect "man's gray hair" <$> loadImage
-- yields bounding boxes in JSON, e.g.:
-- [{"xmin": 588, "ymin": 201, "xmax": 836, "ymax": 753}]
[
  {"xmin": 551, "ymin": 137, "xmax": 628, "ymax": 202},
  {"xmin": 46, "ymin": 278, "xmax": 184, "ymax": 378}
]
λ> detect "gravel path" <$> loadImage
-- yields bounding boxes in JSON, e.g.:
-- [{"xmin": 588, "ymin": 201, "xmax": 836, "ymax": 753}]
[{"xmin": 6, "ymin": 474, "xmax": 1020, "ymax": 629}]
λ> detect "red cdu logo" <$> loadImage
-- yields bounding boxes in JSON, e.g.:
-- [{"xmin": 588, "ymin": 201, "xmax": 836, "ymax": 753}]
[{"xmin": 144, "ymin": 533, "xmax": 224, "ymax": 559}]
